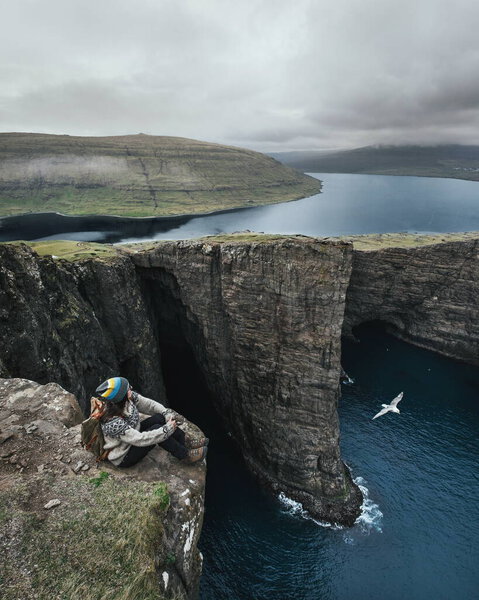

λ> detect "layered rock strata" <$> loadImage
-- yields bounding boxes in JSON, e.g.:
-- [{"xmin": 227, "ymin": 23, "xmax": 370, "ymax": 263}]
[
  {"xmin": 0, "ymin": 378, "xmax": 205, "ymax": 600},
  {"xmin": 132, "ymin": 236, "xmax": 361, "ymax": 524},
  {"xmin": 0, "ymin": 237, "xmax": 362, "ymax": 524},
  {"xmin": 0, "ymin": 133, "xmax": 322, "ymax": 217},
  {"xmin": 0, "ymin": 243, "xmax": 165, "ymax": 411},
  {"xmin": 3, "ymin": 231, "xmax": 479, "ymax": 533},
  {"xmin": 343, "ymin": 234, "xmax": 479, "ymax": 365}
]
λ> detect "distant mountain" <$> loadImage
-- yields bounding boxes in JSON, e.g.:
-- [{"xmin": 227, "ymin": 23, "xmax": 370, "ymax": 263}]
[
  {"xmin": 0, "ymin": 133, "xmax": 321, "ymax": 217},
  {"xmin": 271, "ymin": 145, "xmax": 479, "ymax": 181}
]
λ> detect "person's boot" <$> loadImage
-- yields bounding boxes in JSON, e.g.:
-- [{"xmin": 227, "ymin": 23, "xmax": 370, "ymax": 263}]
[
  {"xmin": 184, "ymin": 446, "xmax": 208, "ymax": 463},
  {"xmin": 188, "ymin": 436, "xmax": 209, "ymax": 449}
]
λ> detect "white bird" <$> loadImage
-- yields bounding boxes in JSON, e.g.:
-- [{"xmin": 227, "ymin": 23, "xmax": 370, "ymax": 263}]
[{"xmin": 372, "ymin": 392, "xmax": 403, "ymax": 420}]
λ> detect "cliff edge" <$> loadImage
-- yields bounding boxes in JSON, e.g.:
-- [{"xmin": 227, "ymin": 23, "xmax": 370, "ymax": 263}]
[
  {"xmin": 0, "ymin": 237, "xmax": 363, "ymax": 525},
  {"xmin": 343, "ymin": 232, "xmax": 479, "ymax": 364},
  {"xmin": 2, "ymin": 231, "xmax": 479, "ymax": 528},
  {"xmin": 0, "ymin": 378, "xmax": 205, "ymax": 600}
]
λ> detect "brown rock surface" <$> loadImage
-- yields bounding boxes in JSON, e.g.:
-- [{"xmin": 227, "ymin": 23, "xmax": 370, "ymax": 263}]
[
  {"xmin": 0, "ymin": 242, "xmax": 165, "ymax": 410},
  {"xmin": 1, "ymin": 232, "xmax": 478, "ymax": 531},
  {"xmin": 0, "ymin": 236, "xmax": 363, "ymax": 524}
]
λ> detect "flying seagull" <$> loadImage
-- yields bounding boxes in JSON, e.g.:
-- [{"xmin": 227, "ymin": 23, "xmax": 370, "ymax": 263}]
[{"xmin": 372, "ymin": 392, "xmax": 403, "ymax": 420}]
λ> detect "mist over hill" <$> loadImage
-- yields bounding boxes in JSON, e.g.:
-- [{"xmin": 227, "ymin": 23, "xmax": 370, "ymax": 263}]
[
  {"xmin": 271, "ymin": 145, "xmax": 479, "ymax": 181},
  {"xmin": 0, "ymin": 133, "xmax": 321, "ymax": 217}
]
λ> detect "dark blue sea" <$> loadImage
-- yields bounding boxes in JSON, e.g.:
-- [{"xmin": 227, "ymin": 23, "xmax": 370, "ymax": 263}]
[
  {"xmin": 163, "ymin": 319, "xmax": 479, "ymax": 600},
  {"xmin": 3, "ymin": 174, "xmax": 479, "ymax": 599},
  {"xmin": 179, "ymin": 325, "xmax": 478, "ymax": 600}
]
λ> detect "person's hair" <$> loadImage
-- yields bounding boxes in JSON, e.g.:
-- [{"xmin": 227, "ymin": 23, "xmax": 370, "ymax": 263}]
[{"xmin": 101, "ymin": 396, "xmax": 128, "ymax": 422}]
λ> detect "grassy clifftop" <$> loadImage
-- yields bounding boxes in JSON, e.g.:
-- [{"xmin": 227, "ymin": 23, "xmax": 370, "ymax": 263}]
[
  {"xmin": 0, "ymin": 133, "xmax": 321, "ymax": 217},
  {"xmin": 18, "ymin": 231, "xmax": 479, "ymax": 262}
]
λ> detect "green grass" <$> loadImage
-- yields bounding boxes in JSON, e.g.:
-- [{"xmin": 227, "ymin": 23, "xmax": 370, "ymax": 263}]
[
  {"xmin": 153, "ymin": 483, "xmax": 170, "ymax": 511},
  {"xmin": 0, "ymin": 476, "xmax": 171, "ymax": 600},
  {"xmin": 24, "ymin": 240, "xmax": 124, "ymax": 261},
  {"xmin": 0, "ymin": 182, "xmax": 321, "ymax": 217},
  {"xmin": 5, "ymin": 232, "xmax": 479, "ymax": 266},
  {"xmin": 342, "ymin": 231, "xmax": 479, "ymax": 251},
  {"xmin": 89, "ymin": 471, "xmax": 110, "ymax": 487},
  {"xmin": 195, "ymin": 232, "xmax": 306, "ymax": 244},
  {"xmin": 0, "ymin": 133, "xmax": 322, "ymax": 217}
]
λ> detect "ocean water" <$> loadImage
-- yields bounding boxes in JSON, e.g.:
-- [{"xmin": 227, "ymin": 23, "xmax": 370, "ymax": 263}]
[{"xmin": 168, "ymin": 324, "xmax": 479, "ymax": 600}]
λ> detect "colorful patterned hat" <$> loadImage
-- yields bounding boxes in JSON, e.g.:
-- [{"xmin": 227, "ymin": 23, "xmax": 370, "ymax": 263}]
[{"xmin": 95, "ymin": 377, "xmax": 129, "ymax": 403}]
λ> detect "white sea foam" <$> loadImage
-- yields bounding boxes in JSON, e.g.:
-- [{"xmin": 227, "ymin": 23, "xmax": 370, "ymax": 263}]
[
  {"xmin": 353, "ymin": 476, "xmax": 383, "ymax": 533},
  {"xmin": 277, "ymin": 492, "xmax": 342, "ymax": 529},
  {"xmin": 278, "ymin": 476, "xmax": 383, "ymax": 538}
]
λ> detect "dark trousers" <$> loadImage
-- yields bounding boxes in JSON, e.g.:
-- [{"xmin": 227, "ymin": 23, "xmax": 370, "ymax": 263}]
[{"xmin": 119, "ymin": 413, "xmax": 188, "ymax": 468}]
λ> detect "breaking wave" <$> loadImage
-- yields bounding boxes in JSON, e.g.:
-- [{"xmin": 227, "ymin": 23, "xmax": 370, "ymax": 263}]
[
  {"xmin": 353, "ymin": 476, "xmax": 383, "ymax": 533},
  {"xmin": 278, "ymin": 475, "xmax": 383, "ymax": 538},
  {"xmin": 278, "ymin": 492, "xmax": 343, "ymax": 529}
]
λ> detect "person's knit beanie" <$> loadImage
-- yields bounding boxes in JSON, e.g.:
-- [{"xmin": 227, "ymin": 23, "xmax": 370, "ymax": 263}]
[{"xmin": 95, "ymin": 377, "xmax": 129, "ymax": 403}]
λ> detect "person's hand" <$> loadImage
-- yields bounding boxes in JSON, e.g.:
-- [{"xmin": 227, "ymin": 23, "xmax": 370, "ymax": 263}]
[
  {"xmin": 166, "ymin": 409, "xmax": 183, "ymax": 425},
  {"xmin": 167, "ymin": 417, "xmax": 177, "ymax": 431}
]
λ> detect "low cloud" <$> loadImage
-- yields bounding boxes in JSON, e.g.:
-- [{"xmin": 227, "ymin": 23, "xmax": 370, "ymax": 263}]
[{"xmin": 1, "ymin": 0, "xmax": 478, "ymax": 151}]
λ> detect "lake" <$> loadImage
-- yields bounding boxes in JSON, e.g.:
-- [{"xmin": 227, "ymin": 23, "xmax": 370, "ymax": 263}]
[{"xmin": 1, "ymin": 173, "xmax": 478, "ymax": 242}]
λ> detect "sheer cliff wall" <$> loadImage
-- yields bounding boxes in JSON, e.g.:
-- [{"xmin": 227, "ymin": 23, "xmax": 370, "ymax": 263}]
[
  {"xmin": 2, "ymin": 231, "xmax": 479, "ymax": 527},
  {"xmin": 0, "ymin": 243, "xmax": 165, "ymax": 404},
  {"xmin": 343, "ymin": 235, "xmax": 479, "ymax": 365},
  {"xmin": 132, "ymin": 237, "xmax": 360, "ymax": 523},
  {"xmin": 0, "ymin": 237, "xmax": 361, "ymax": 524},
  {"xmin": 2, "ymin": 234, "xmax": 479, "ymax": 526}
]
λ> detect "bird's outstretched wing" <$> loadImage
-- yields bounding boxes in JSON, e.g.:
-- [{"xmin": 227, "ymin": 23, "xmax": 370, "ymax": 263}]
[
  {"xmin": 390, "ymin": 392, "xmax": 403, "ymax": 408},
  {"xmin": 372, "ymin": 407, "xmax": 390, "ymax": 420}
]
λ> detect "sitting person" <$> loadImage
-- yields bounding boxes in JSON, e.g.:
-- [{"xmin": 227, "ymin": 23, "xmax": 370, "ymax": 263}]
[{"xmin": 95, "ymin": 376, "xmax": 207, "ymax": 467}]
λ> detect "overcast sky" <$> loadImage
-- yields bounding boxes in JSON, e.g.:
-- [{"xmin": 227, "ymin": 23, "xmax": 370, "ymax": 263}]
[{"xmin": 1, "ymin": 0, "xmax": 478, "ymax": 151}]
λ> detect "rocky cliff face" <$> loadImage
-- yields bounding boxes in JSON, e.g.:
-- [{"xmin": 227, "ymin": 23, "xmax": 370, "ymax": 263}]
[
  {"xmin": 132, "ymin": 235, "xmax": 361, "ymax": 524},
  {"xmin": 0, "ymin": 378, "xmax": 205, "ymax": 600},
  {"xmin": 2, "ymin": 232, "xmax": 479, "ymax": 537},
  {"xmin": 343, "ymin": 234, "xmax": 479, "ymax": 365},
  {"xmin": 0, "ymin": 236, "xmax": 362, "ymax": 525},
  {"xmin": 0, "ymin": 243, "xmax": 165, "ymax": 411}
]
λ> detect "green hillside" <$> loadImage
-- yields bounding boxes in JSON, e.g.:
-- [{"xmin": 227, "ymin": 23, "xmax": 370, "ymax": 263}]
[
  {"xmin": 272, "ymin": 145, "xmax": 479, "ymax": 181},
  {"xmin": 0, "ymin": 133, "xmax": 321, "ymax": 217}
]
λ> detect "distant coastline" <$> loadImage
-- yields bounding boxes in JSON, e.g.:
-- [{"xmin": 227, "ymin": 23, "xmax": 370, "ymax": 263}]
[
  {"xmin": 0, "ymin": 186, "xmax": 322, "ymax": 242},
  {"xmin": 0, "ymin": 132, "xmax": 322, "ymax": 218},
  {"xmin": 272, "ymin": 144, "xmax": 479, "ymax": 182}
]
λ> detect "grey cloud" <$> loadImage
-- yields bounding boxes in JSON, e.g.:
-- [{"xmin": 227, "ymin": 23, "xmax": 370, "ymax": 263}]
[{"xmin": 1, "ymin": 0, "xmax": 478, "ymax": 150}]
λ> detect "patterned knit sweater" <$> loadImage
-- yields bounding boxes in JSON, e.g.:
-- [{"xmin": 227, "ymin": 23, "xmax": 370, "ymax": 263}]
[{"xmin": 101, "ymin": 392, "xmax": 175, "ymax": 466}]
